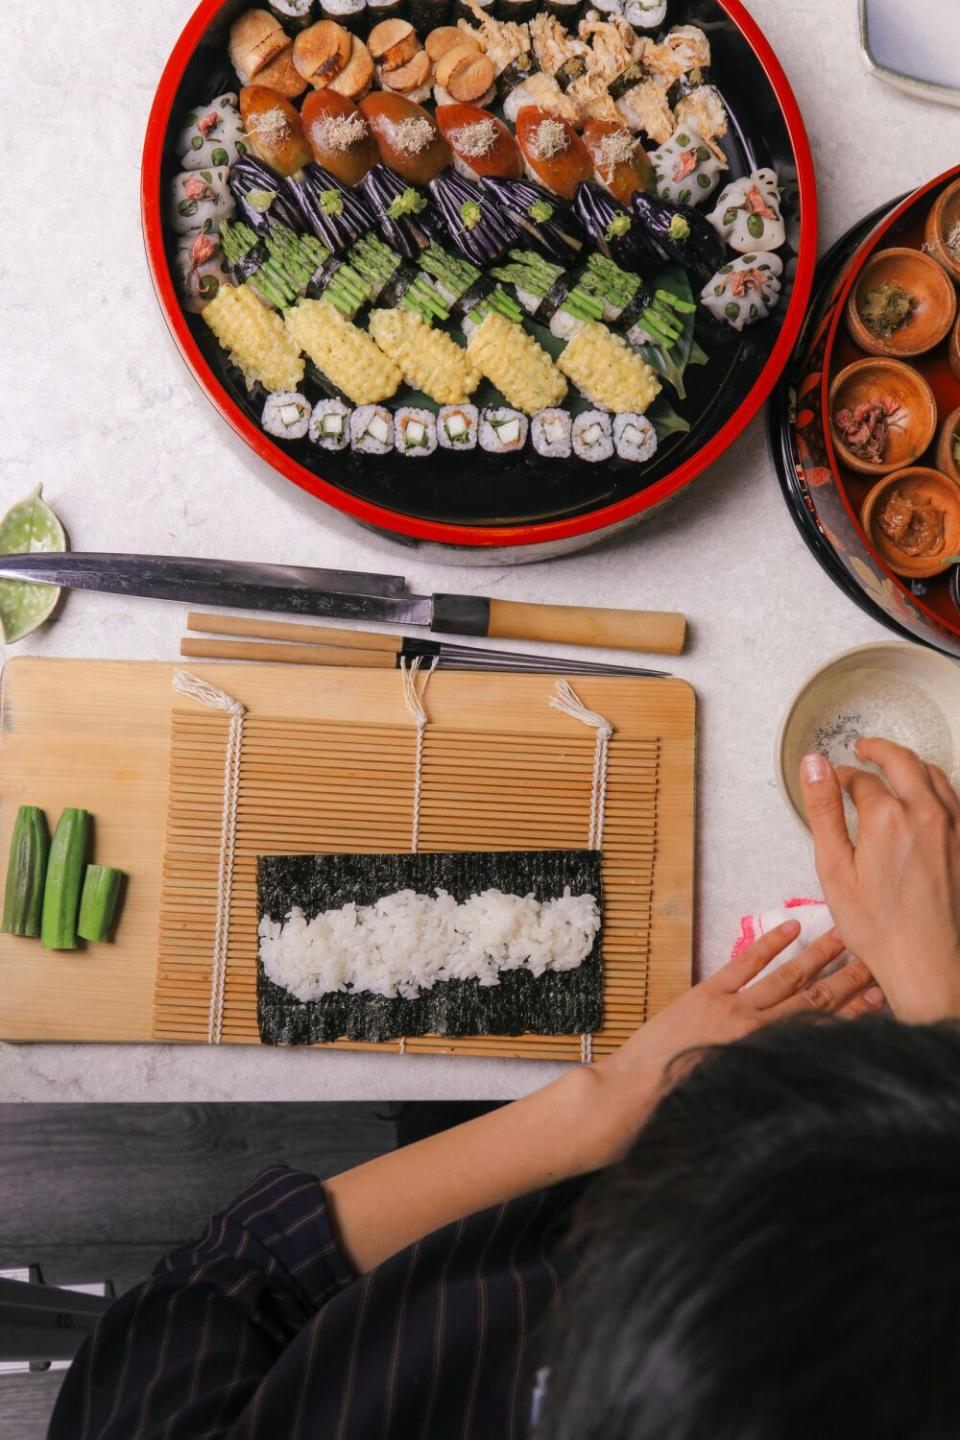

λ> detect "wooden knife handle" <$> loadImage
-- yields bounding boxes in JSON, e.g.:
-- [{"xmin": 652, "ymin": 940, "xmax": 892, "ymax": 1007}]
[
  {"xmin": 179, "ymin": 638, "xmax": 396, "ymax": 668},
  {"xmin": 485, "ymin": 599, "xmax": 686, "ymax": 655}
]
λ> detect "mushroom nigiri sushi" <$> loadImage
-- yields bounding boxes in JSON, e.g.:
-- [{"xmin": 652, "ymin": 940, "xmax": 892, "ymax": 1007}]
[
  {"xmin": 514, "ymin": 105, "xmax": 593, "ymax": 199},
  {"xmin": 435, "ymin": 103, "xmax": 523, "ymax": 180}
]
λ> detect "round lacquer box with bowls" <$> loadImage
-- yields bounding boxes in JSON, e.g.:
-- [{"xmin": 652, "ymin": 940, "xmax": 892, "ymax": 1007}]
[
  {"xmin": 772, "ymin": 165, "xmax": 960, "ymax": 658},
  {"xmin": 142, "ymin": 0, "xmax": 817, "ymax": 560}
]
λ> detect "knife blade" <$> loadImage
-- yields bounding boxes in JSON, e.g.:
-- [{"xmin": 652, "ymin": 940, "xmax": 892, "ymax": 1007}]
[{"xmin": 0, "ymin": 553, "xmax": 686, "ymax": 654}]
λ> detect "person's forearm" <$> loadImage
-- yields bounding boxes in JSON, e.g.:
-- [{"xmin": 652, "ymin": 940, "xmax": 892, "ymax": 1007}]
[{"xmin": 325, "ymin": 1063, "xmax": 650, "ymax": 1274}]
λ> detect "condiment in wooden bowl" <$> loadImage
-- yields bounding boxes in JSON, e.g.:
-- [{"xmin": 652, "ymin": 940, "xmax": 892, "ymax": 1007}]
[
  {"xmin": 950, "ymin": 310, "xmax": 960, "ymax": 385},
  {"xmin": 924, "ymin": 176, "xmax": 960, "ymax": 284},
  {"xmin": 936, "ymin": 406, "xmax": 960, "ymax": 485},
  {"xmin": 828, "ymin": 357, "xmax": 937, "ymax": 476},
  {"xmin": 860, "ymin": 467, "xmax": 960, "ymax": 579},
  {"xmin": 845, "ymin": 247, "xmax": 957, "ymax": 357}
]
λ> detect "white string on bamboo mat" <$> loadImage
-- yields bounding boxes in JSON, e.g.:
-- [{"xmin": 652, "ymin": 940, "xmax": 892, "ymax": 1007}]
[
  {"xmin": 172, "ymin": 670, "xmax": 246, "ymax": 1046},
  {"xmin": 550, "ymin": 680, "xmax": 614, "ymax": 1066},
  {"xmin": 398, "ymin": 656, "xmax": 438, "ymax": 1054}
]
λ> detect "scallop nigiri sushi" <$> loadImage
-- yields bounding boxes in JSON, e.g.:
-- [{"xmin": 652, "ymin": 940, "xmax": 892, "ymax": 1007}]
[{"xmin": 435, "ymin": 103, "xmax": 523, "ymax": 180}]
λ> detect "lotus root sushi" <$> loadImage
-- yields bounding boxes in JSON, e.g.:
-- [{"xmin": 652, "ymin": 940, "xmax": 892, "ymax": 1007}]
[
  {"xmin": 202, "ymin": 282, "xmax": 305, "ymax": 392},
  {"xmin": 368, "ymin": 307, "xmax": 481, "ymax": 404},
  {"xmin": 465, "ymin": 311, "xmax": 567, "ymax": 413},
  {"xmin": 284, "ymin": 297, "xmax": 402, "ymax": 403}
]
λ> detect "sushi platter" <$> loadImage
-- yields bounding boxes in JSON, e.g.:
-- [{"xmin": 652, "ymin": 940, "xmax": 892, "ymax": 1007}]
[
  {"xmin": 0, "ymin": 657, "xmax": 695, "ymax": 1057},
  {"xmin": 142, "ymin": 0, "xmax": 816, "ymax": 551}
]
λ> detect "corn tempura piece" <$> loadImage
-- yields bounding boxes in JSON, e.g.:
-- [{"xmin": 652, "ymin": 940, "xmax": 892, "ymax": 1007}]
[
  {"xmin": 557, "ymin": 323, "xmax": 661, "ymax": 415},
  {"xmin": 284, "ymin": 298, "xmax": 402, "ymax": 405},
  {"xmin": 368, "ymin": 308, "xmax": 481, "ymax": 406},
  {"xmin": 202, "ymin": 282, "xmax": 304, "ymax": 393},
  {"xmin": 465, "ymin": 312, "xmax": 567, "ymax": 414}
]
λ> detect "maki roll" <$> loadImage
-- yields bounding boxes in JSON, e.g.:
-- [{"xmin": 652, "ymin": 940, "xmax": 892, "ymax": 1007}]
[
  {"xmin": 531, "ymin": 408, "xmax": 572, "ymax": 458},
  {"xmin": 499, "ymin": 0, "xmax": 539, "ymax": 22},
  {"xmin": 309, "ymin": 397, "xmax": 352, "ymax": 448},
  {"xmin": 229, "ymin": 155, "xmax": 304, "ymax": 234},
  {"xmin": 319, "ymin": 0, "xmax": 367, "ymax": 34},
  {"xmin": 175, "ymin": 93, "xmax": 247, "ymax": 170},
  {"xmin": 409, "ymin": 0, "xmax": 449, "ymax": 34},
  {"xmin": 367, "ymin": 0, "xmax": 406, "ymax": 21},
  {"xmin": 438, "ymin": 403, "xmax": 479, "ymax": 449},
  {"xmin": 623, "ymin": 0, "xmax": 666, "ymax": 27},
  {"xmin": 699, "ymin": 251, "xmax": 783, "ymax": 331},
  {"xmin": 590, "ymin": 0, "xmax": 623, "ymax": 16},
  {"xmin": 283, "ymin": 163, "xmax": 376, "ymax": 251},
  {"xmin": 262, "ymin": 391, "xmax": 312, "ymax": 439},
  {"xmin": 351, "ymin": 404, "xmax": 394, "ymax": 452},
  {"xmin": 480, "ymin": 407, "xmax": 528, "ymax": 452},
  {"xmin": 572, "ymin": 410, "xmax": 613, "ymax": 462},
  {"xmin": 359, "ymin": 162, "xmax": 436, "ymax": 259},
  {"xmin": 168, "ymin": 168, "xmax": 235, "ymax": 236},
  {"xmin": 614, "ymin": 412, "xmax": 658, "ymax": 462},
  {"xmin": 542, "ymin": 0, "xmax": 582, "ymax": 31},
  {"xmin": 456, "ymin": 0, "xmax": 494, "ymax": 22},
  {"xmin": 480, "ymin": 176, "xmax": 583, "ymax": 266},
  {"xmin": 269, "ymin": 0, "xmax": 316, "ymax": 27},
  {"xmin": 395, "ymin": 407, "xmax": 438, "ymax": 455},
  {"xmin": 428, "ymin": 171, "xmax": 520, "ymax": 266},
  {"xmin": 498, "ymin": 51, "xmax": 539, "ymax": 108}
]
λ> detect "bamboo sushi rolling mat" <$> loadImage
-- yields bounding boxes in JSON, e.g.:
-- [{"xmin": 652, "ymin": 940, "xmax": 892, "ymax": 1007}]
[{"xmin": 0, "ymin": 657, "xmax": 695, "ymax": 1055}]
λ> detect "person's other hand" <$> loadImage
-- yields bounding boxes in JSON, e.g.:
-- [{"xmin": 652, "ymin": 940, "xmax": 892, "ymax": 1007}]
[
  {"xmin": 592, "ymin": 922, "xmax": 881, "ymax": 1164},
  {"xmin": 800, "ymin": 738, "xmax": 960, "ymax": 1022}
]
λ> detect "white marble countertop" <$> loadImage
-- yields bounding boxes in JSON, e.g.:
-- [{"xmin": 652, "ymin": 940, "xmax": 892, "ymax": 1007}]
[{"xmin": 0, "ymin": 0, "xmax": 955, "ymax": 1101}]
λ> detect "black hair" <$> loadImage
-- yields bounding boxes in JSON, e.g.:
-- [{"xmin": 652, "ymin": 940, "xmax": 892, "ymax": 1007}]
[{"xmin": 539, "ymin": 1017, "xmax": 960, "ymax": 1440}]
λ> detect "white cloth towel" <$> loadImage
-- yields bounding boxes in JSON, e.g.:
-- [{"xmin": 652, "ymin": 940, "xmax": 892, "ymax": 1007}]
[{"xmin": 735, "ymin": 902, "xmax": 849, "ymax": 987}]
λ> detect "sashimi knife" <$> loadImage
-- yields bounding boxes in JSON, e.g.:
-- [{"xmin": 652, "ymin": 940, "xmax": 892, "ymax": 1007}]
[{"xmin": 0, "ymin": 552, "xmax": 686, "ymax": 655}]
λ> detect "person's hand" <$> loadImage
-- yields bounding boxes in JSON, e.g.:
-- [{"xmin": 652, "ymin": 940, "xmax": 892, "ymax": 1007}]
[
  {"xmin": 589, "ymin": 921, "xmax": 881, "ymax": 1165},
  {"xmin": 800, "ymin": 738, "xmax": 960, "ymax": 1022}
]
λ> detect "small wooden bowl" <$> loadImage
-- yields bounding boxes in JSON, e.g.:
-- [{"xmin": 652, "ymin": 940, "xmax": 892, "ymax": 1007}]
[
  {"xmin": 924, "ymin": 176, "xmax": 960, "ymax": 284},
  {"xmin": 828, "ymin": 357, "xmax": 938, "ymax": 475},
  {"xmin": 845, "ymin": 247, "xmax": 957, "ymax": 357},
  {"xmin": 860, "ymin": 467, "xmax": 960, "ymax": 579},
  {"xmin": 950, "ymin": 311, "xmax": 960, "ymax": 384},
  {"xmin": 936, "ymin": 406, "xmax": 960, "ymax": 484}
]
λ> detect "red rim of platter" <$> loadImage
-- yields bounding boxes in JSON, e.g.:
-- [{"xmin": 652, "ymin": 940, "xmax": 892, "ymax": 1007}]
[
  {"xmin": 141, "ymin": 0, "xmax": 819, "ymax": 549},
  {"xmin": 817, "ymin": 164, "xmax": 960, "ymax": 638}
]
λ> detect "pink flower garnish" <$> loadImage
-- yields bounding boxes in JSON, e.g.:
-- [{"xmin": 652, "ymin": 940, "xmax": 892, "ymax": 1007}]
[
  {"xmin": 190, "ymin": 234, "xmax": 217, "ymax": 265},
  {"xmin": 745, "ymin": 184, "xmax": 776, "ymax": 219},
  {"xmin": 730, "ymin": 267, "xmax": 766, "ymax": 297},
  {"xmin": 197, "ymin": 111, "xmax": 220, "ymax": 136},
  {"xmin": 672, "ymin": 148, "xmax": 698, "ymax": 183},
  {"xmin": 183, "ymin": 176, "xmax": 209, "ymax": 200}
]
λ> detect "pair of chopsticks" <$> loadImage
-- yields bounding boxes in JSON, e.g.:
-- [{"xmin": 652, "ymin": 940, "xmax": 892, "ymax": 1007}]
[{"xmin": 180, "ymin": 613, "xmax": 669, "ymax": 678}]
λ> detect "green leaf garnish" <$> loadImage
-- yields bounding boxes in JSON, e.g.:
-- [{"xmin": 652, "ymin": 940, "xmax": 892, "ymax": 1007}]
[{"xmin": 0, "ymin": 485, "xmax": 67, "ymax": 644}]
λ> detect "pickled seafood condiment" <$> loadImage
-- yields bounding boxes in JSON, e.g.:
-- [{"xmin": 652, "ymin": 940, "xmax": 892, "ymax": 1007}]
[{"xmin": 832, "ymin": 394, "xmax": 906, "ymax": 465}]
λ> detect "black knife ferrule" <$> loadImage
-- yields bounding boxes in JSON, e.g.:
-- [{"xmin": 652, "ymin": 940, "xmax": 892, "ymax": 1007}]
[{"xmin": 429, "ymin": 594, "xmax": 491, "ymax": 638}]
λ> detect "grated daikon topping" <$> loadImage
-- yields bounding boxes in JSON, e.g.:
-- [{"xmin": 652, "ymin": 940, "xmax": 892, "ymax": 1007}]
[
  {"xmin": 452, "ymin": 119, "xmax": 499, "ymax": 158},
  {"xmin": 310, "ymin": 111, "xmax": 369, "ymax": 151},
  {"xmin": 529, "ymin": 118, "xmax": 569, "ymax": 159},
  {"xmin": 596, "ymin": 128, "xmax": 637, "ymax": 174},
  {"xmin": 246, "ymin": 107, "xmax": 291, "ymax": 145},
  {"xmin": 388, "ymin": 116, "xmax": 436, "ymax": 153}
]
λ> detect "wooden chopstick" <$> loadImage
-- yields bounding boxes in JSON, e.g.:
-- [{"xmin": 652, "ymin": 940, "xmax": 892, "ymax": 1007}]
[
  {"xmin": 186, "ymin": 611, "xmax": 402, "ymax": 653},
  {"xmin": 180, "ymin": 637, "xmax": 396, "ymax": 668}
]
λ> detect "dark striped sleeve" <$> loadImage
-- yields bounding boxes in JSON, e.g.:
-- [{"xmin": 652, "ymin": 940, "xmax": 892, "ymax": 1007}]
[{"xmin": 48, "ymin": 1165, "xmax": 355, "ymax": 1440}]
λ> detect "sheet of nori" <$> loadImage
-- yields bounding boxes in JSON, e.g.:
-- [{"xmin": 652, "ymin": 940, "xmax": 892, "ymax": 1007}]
[{"xmin": 257, "ymin": 850, "xmax": 603, "ymax": 1045}]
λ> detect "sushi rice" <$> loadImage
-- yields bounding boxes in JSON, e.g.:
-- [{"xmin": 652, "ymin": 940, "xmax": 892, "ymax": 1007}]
[
  {"xmin": 395, "ymin": 407, "xmax": 438, "ymax": 457},
  {"xmin": 309, "ymin": 397, "xmax": 352, "ymax": 450},
  {"xmin": 263, "ymin": 391, "xmax": 312, "ymax": 440},
  {"xmin": 351, "ymin": 404, "xmax": 394, "ymax": 454},
  {"xmin": 480, "ymin": 407, "xmax": 528, "ymax": 453},
  {"xmin": 531, "ymin": 408, "xmax": 572, "ymax": 459},
  {"xmin": 572, "ymin": 409, "xmax": 614, "ymax": 462},
  {"xmin": 438, "ymin": 404, "xmax": 479, "ymax": 450},
  {"xmin": 614, "ymin": 412, "xmax": 658, "ymax": 462}
]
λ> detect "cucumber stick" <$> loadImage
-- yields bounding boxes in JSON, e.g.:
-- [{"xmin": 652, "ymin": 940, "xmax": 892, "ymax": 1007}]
[
  {"xmin": 1, "ymin": 806, "xmax": 50, "ymax": 937},
  {"xmin": 77, "ymin": 865, "xmax": 123, "ymax": 943},
  {"xmin": 40, "ymin": 809, "xmax": 89, "ymax": 950}
]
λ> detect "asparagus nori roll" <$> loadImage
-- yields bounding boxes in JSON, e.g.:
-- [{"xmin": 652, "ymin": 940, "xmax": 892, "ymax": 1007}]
[
  {"xmin": 268, "ymin": 0, "xmax": 315, "ymax": 27},
  {"xmin": 409, "ymin": 0, "xmax": 449, "ymax": 34},
  {"xmin": 320, "ymin": 0, "xmax": 368, "ymax": 32}
]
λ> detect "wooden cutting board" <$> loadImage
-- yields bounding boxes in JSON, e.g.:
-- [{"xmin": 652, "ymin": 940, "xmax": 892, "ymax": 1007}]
[{"xmin": 0, "ymin": 657, "xmax": 695, "ymax": 1049}]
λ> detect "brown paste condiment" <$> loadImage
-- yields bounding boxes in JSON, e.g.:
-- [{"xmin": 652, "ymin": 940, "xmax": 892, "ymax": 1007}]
[{"xmin": 877, "ymin": 488, "xmax": 945, "ymax": 558}]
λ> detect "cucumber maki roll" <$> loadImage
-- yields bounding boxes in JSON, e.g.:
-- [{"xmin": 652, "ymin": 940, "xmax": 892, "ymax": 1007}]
[
  {"xmin": 499, "ymin": 0, "xmax": 539, "ymax": 22},
  {"xmin": 543, "ymin": 0, "xmax": 582, "ymax": 30},
  {"xmin": 263, "ymin": 391, "xmax": 312, "ymax": 439},
  {"xmin": 169, "ymin": 167, "xmax": 235, "ymax": 236},
  {"xmin": 531, "ymin": 408, "xmax": 572, "ymax": 459},
  {"xmin": 319, "ymin": 0, "xmax": 367, "ymax": 32},
  {"xmin": 456, "ymin": 0, "xmax": 493, "ymax": 20},
  {"xmin": 395, "ymin": 407, "xmax": 438, "ymax": 456},
  {"xmin": 367, "ymin": 0, "xmax": 405, "ymax": 18},
  {"xmin": 309, "ymin": 398, "xmax": 352, "ymax": 449},
  {"xmin": 351, "ymin": 404, "xmax": 394, "ymax": 453},
  {"xmin": 409, "ymin": 0, "xmax": 449, "ymax": 34},
  {"xmin": 614, "ymin": 412, "xmax": 658, "ymax": 462},
  {"xmin": 480, "ymin": 407, "xmax": 528, "ymax": 453},
  {"xmin": 624, "ymin": 0, "xmax": 666, "ymax": 27},
  {"xmin": 269, "ymin": 0, "xmax": 315, "ymax": 26},
  {"xmin": 176, "ymin": 94, "xmax": 247, "ymax": 171},
  {"xmin": 572, "ymin": 410, "xmax": 613, "ymax": 462},
  {"xmin": 438, "ymin": 404, "xmax": 478, "ymax": 450}
]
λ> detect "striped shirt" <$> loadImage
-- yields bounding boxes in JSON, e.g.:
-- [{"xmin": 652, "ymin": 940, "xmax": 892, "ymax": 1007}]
[{"xmin": 49, "ymin": 1165, "xmax": 583, "ymax": 1439}]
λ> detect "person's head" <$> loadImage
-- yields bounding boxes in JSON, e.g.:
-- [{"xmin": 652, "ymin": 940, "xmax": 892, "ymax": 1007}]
[{"xmin": 541, "ymin": 1016, "xmax": 960, "ymax": 1440}]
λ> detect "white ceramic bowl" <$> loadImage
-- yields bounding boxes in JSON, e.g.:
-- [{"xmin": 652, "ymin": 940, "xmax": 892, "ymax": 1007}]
[{"xmin": 776, "ymin": 641, "xmax": 960, "ymax": 830}]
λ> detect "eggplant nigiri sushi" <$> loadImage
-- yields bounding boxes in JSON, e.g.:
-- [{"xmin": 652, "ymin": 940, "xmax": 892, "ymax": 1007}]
[
  {"xmin": 435, "ymin": 104, "xmax": 523, "ymax": 180},
  {"xmin": 514, "ymin": 105, "xmax": 593, "ymax": 200}
]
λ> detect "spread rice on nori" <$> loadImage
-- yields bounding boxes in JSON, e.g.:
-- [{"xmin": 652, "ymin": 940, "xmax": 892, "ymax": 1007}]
[{"xmin": 257, "ymin": 849, "xmax": 603, "ymax": 1044}]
